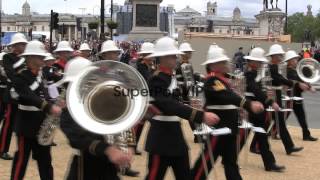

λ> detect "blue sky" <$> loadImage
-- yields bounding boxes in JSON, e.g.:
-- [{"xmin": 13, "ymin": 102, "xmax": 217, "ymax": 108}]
[{"xmin": 3, "ymin": 0, "xmax": 320, "ymax": 17}]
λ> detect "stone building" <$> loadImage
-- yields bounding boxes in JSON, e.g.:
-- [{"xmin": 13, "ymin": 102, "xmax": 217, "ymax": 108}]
[{"xmin": 1, "ymin": 1, "xmax": 111, "ymax": 42}]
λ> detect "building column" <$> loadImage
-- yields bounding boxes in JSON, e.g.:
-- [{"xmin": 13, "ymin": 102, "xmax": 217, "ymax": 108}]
[{"xmin": 68, "ymin": 25, "xmax": 71, "ymax": 42}]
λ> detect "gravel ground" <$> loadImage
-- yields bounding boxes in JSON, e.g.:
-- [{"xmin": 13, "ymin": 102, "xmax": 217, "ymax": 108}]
[{"xmin": 0, "ymin": 121, "xmax": 319, "ymax": 180}]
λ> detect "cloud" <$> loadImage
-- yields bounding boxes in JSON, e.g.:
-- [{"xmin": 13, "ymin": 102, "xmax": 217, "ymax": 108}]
[{"xmin": 3, "ymin": 0, "xmax": 320, "ymax": 17}]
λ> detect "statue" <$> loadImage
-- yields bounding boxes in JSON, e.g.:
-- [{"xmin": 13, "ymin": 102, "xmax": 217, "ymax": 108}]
[
  {"xmin": 270, "ymin": 0, "xmax": 279, "ymax": 9},
  {"xmin": 263, "ymin": 0, "xmax": 268, "ymax": 10}
]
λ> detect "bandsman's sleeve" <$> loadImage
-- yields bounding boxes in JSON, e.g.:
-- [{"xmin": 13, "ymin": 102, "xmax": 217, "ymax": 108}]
[
  {"xmin": 60, "ymin": 109, "xmax": 111, "ymax": 157},
  {"xmin": 270, "ymin": 65, "xmax": 295, "ymax": 87},
  {"xmin": 12, "ymin": 73, "xmax": 52, "ymax": 113},
  {"xmin": 246, "ymin": 73, "xmax": 273, "ymax": 107},
  {"xmin": 205, "ymin": 78, "xmax": 252, "ymax": 112},
  {"xmin": 149, "ymin": 76, "xmax": 204, "ymax": 124}
]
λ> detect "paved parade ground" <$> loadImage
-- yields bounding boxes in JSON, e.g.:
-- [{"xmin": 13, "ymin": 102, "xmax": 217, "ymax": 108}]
[{"xmin": 0, "ymin": 92, "xmax": 320, "ymax": 180}]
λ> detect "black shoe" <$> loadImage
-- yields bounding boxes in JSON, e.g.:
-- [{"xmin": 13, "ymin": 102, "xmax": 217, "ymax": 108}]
[
  {"xmin": 265, "ymin": 164, "xmax": 285, "ymax": 172},
  {"xmin": 286, "ymin": 147, "xmax": 304, "ymax": 155},
  {"xmin": 123, "ymin": 168, "xmax": 140, "ymax": 177},
  {"xmin": 250, "ymin": 148, "xmax": 261, "ymax": 154},
  {"xmin": 135, "ymin": 150, "xmax": 142, "ymax": 155},
  {"xmin": 303, "ymin": 136, "xmax": 318, "ymax": 141},
  {"xmin": 0, "ymin": 153, "xmax": 13, "ymax": 160}
]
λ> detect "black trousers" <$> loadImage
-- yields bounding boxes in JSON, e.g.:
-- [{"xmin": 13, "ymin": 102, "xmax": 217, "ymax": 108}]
[
  {"xmin": 0, "ymin": 97, "xmax": 6, "ymax": 124},
  {"xmin": 275, "ymin": 90, "xmax": 295, "ymax": 152},
  {"xmin": 145, "ymin": 153, "xmax": 191, "ymax": 180},
  {"xmin": 11, "ymin": 136, "xmax": 53, "ymax": 180},
  {"xmin": 291, "ymin": 101, "xmax": 310, "ymax": 138},
  {"xmin": 0, "ymin": 103, "xmax": 17, "ymax": 154},
  {"xmin": 249, "ymin": 112, "xmax": 277, "ymax": 169},
  {"xmin": 191, "ymin": 135, "xmax": 242, "ymax": 180}
]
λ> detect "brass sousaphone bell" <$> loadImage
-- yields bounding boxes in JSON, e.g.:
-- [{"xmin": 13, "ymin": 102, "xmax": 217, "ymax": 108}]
[
  {"xmin": 297, "ymin": 58, "xmax": 320, "ymax": 84},
  {"xmin": 67, "ymin": 60, "xmax": 149, "ymax": 135}
]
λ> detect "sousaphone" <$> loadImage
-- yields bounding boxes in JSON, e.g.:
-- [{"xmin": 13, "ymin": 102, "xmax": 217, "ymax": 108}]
[{"xmin": 67, "ymin": 60, "xmax": 149, "ymax": 135}]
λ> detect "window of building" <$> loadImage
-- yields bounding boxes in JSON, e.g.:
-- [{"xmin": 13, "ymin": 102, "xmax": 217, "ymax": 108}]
[
  {"xmin": 237, "ymin": 30, "xmax": 240, "ymax": 35},
  {"xmin": 42, "ymin": 26, "xmax": 45, "ymax": 31},
  {"xmin": 227, "ymin": 30, "xmax": 230, "ymax": 34},
  {"xmin": 219, "ymin": 29, "xmax": 222, "ymax": 33},
  {"xmin": 33, "ymin": 26, "xmax": 37, "ymax": 31},
  {"xmin": 7, "ymin": 27, "xmax": 10, "ymax": 31}
]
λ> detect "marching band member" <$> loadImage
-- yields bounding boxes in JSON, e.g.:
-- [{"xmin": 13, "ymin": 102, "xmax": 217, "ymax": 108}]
[
  {"xmin": 244, "ymin": 47, "xmax": 285, "ymax": 172},
  {"xmin": 176, "ymin": 42, "xmax": 196, "ymax": 104},
  {"xmin": 42, "ymin": 53, "xmax": 62, "ymax": 89},
  {"xmin": 134, "ymin": 42, "xmax": 155, "ymax": 155},
  {"xmin": 137, "ymin": 42, "xmax": 155, "ymax": 81},
  {"xmin": 79, "ymin": 43, "xmax": 92, "ymax": 59},
  {"xmin": 176, "ymin": 42, "xmax": 202, "ymax": 143},
  {"xmin": 284, "ymin": 50, "xmax": 318, "ymax": 141},
  {"xmin": 60, "ymin": 58, "xmax": 131, "ymax": 180},
  {"xmin": 0, "ymin": 33, "xmax": 28, "ymax": 160},
  {"xmin": 0, "ymin": 52, "xmax": 7, "ymax": 130},
  {"xmin": 145, "ymin": 37, "xmax": 220, "ymax": 180},
  {"xmin": 98, "ymin": 40, "xmax": 140, "ymax": 177},
  {"xmin": 53, "ymin": 41, "xmax": 74, "ymax": 73},
  {"xmin": 10, "ymin": 41, "xmax": 62, "ymax": 180},
  {"xmin": 267, "ymin": 44, "xmax": 308, "ymax": 155},
  {"xmin": 99, "ymin": 40, "xmax": 122, "ymax": 61},
  {"xmin": 191, "ymin": 45, "xmax": 264, "ymax": 180}
]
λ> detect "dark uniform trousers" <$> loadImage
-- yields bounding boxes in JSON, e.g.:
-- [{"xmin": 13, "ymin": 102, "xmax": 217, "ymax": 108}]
[
  {"xmin": 145, "ymin": 70, "xmax": 205, "ymax": 180},
  {"xmin": 10, "ymin": 68, "xmax": 53, "ymax": 180},
  {"xmin": 244, "ymin": 69, "xmax": 281, "ymax": 166},
  {"xmin": 269, "ymin": 64, "xmax": 297, "ymax": 153},
  {"xmin": 248, "ymin": 112, "xmax": 276, "ymax": 169},
  {"xmin": 191, "ymin": 135, "xmax": 241, "ymax": 180},
  {"xmin": 286, "ymin": 68, "xmax": 311, "ymax": 138},
  {"xmin": 11, "ymin": 136, "xmax": 53, "ymax": 180},
  {"xmin": 191, "ymin": 72, "xmax": 252, "ymax": 180},
  {"xmin": 0, "ymin": 53, "xmax": 25, "ymax": 155}
]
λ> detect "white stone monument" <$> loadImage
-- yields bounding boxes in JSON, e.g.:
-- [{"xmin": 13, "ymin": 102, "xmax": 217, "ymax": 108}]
[
  {"xmin": 255, "ymin": 1, "xmax": 286, "ymax": 37},
  {"xmin": 128, "ymin": 0, "xmax": 165, "ymax": 41}
]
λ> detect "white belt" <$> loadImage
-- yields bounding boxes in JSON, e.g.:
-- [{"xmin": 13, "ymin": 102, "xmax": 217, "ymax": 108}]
[
  {"xmin": 18, "ymin": 104, "xmax": 41, "ymax": 111},
  {"xmin": 244, "ymin": 92, "xmax": 255, "ymax": 97},
  {"xmin": 206, "ymin": 105, "xmax": 238, "ymax": 110},
  {"xmin": 270, "ymin": 86, "xmax": 282, "ymax": 90},
  {"xmin": 71, "ymin": 148, "xmax": 81, "ymax": 155},
  {"xmin": 153, "ymin": 115, "xmax": 180, "ymax": 122},
  {"xmin": 0, "ymin": 85, "xmax": 7, "ymax": 88}
]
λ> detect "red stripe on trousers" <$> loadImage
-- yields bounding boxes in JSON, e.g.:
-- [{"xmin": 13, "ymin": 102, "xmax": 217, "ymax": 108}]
[
  {"xmin": 195, "ymin": 136, "xmax": 218, "ymax": 180},
  {"xmin": 149, "ymin": 154, "xmax": 160, "ymax": 180},
  {"xmin": 14, "ymin": 136, "xmax": 25, "ymax": 180},
  {"xmin": 0, "ymin": 103, "xmax": 12, "ymax": 152}
]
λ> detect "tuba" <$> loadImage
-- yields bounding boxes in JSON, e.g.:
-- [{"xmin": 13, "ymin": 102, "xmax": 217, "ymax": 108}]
[
  {"xmin": 297, "ymin": 58, "xmax": 320, "ymax": 84},
  {"xmin": 67, "ymin": 60, "xmax": 149, "ymax": 135}
]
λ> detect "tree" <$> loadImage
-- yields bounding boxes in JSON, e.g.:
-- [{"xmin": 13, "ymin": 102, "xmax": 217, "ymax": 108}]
[
  {"xmin": 287, "ymin": 12, "xmax": 320, "ymax": 42},
  {"xmin": 106, "ymin": 20, "xmax": 118, "ymax": 40},
  {"xmin": 88, "ymin": 21, "xmax": 99, "ymax": 30}
]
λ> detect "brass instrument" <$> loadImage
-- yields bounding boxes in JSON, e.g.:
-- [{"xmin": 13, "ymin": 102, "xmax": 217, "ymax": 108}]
[
  {"xmin": 297, "ymin": 58, "xmax": 320, "ymax": 84},
  {"xmin": 66, "ymin": 60, "xmax": 149, "ymax": 135},
  {"xmin": 66, "ymin": 60, "xmax": 149, "ymax": 172}
]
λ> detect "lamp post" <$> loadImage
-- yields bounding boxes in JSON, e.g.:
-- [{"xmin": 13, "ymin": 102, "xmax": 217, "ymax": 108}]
[
  {"xmin": 284, "ymin": 0, "xmax": 288, "ymax": 35},
  {"xmin": 100, "ymin": 0, "xmax": 105, "ymax": 40},
  {"xmin": 79, "ymin": 8, "xmax": 86, "ymax": 41}
]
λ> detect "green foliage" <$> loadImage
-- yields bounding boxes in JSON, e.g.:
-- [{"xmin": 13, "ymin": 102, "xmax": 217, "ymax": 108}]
[
  {"xmin": 106, "ymin": 20, "xmax": 118, "ymax": 30},
  {"xmin": 287, "ymin": 12, "xmax": 320, "ymax": 42},
  {"xmin": 88, "ymin": 21, "xmax": 99, "ymax": 30}
]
